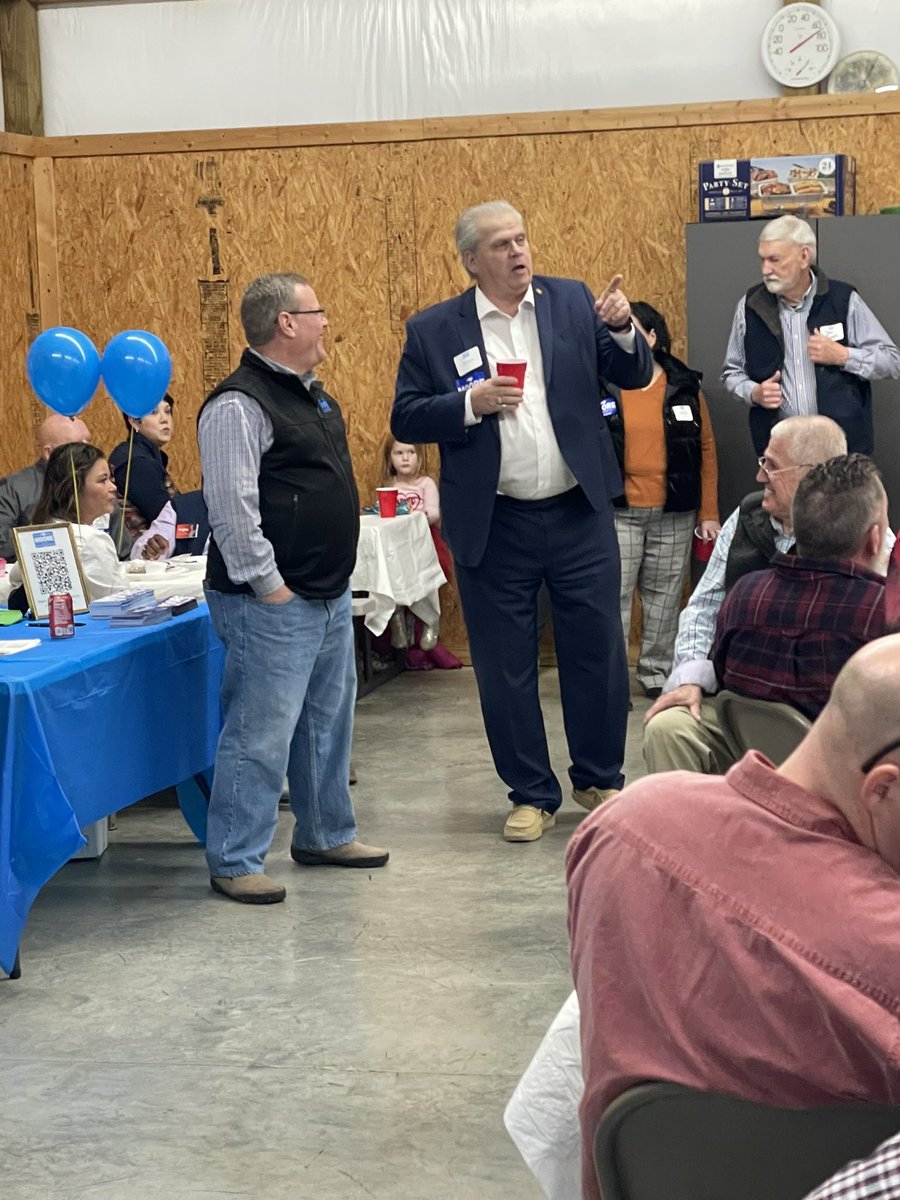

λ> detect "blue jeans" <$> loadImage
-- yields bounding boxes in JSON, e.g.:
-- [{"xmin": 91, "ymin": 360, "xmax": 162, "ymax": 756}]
[{"xmin": 204, "ymin": 587, "xmax": 358, "ymax": 878}]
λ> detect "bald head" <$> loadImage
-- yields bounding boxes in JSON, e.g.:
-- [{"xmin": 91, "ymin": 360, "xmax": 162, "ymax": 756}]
[
  {"xmin": 37, "ymin": 413, "xmax": 91, "ymax": 461},
  {"xmin": 781, "ymin": 636, "xmax": 900, "ymax": 870}
]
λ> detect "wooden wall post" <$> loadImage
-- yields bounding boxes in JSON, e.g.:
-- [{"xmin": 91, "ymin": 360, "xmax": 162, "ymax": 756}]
[
  {"xmin": 0, "ymin": 0, "xmax": 43, "ymax": 136},
  {"xmin": 31, "ymin": 154, "xmax": 59, "ymax": 328}
]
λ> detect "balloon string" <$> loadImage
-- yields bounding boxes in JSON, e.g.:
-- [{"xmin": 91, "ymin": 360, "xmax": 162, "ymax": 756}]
[
  {"xmin": 117, "ymin": 427, "xmax": 134, "ymax": 557},
  {"xmin": 70, "ymin": 448, "xmax": 80, "ymax": 527}
]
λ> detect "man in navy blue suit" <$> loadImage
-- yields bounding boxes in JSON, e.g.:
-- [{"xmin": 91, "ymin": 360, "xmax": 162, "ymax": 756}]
[{"xmin": 392, "ymin": 200, "xmax": 653, "ymax": 841}]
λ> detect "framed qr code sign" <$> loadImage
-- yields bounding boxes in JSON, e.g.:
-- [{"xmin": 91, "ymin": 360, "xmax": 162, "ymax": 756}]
[{"xmin": 11, "ymin": 524, "xmax": 90, "ymax": 619}]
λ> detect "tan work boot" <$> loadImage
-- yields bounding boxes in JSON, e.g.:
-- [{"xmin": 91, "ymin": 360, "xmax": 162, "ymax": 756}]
[
  {"xmin": 572, "ymin": 786, "xmax": 620, "ymax": 812},
  {"xmin": 503, "ymin": 805, "xmax": 556, "ymax": 842},
  {"xmin": 210, "ymin": 874, "xmax": 286, "ymax": 904},
  {"xmin": 291, "ymin": 840, "xmax": 389, "ymax": 868}
]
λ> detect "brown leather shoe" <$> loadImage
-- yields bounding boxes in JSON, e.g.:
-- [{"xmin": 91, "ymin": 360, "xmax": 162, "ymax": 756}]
[
  {"xmin": 210, "ymin": 874, "xmax": 286, "ymax": 904},
  {"xmin": 503, "ymin": 805, "xmax": 556, "ymax": 842},
  {"xmin": 572, "ymin": 786, "xmax": 620, "ymax": 812},
  {"xmin": 290, "ymin": 840, "xmax": 389, "ymax": 868}
]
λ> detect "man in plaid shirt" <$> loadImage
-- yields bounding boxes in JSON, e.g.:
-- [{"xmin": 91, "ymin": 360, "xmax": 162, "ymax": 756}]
[
  {"xmin": 714, "ymin": 455, "xmax": 890, "ymax": 721},
  {"xmin": 804, "ymin": 1132, "xmax": 900, "ymax": 1199},
  {"xmin": 647, "ymin": 453, "xmax": 890, "ymax": 773}
]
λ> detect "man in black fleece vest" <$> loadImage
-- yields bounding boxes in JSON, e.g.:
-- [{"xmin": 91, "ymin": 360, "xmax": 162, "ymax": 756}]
[
  {"xmin": 198, "ymin": 273, "xmax": 388, "ymax": 904},
  {"xmin": 721, "ymin": 214, "xmax": 900, "ymax": 455}
]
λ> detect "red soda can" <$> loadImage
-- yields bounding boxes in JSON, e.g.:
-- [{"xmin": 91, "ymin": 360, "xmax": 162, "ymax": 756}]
[{"xmin": 48, "ymin": 592, "xmax": 75, "ymax": 638}]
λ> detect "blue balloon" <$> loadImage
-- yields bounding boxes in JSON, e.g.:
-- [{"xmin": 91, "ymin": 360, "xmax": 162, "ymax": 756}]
[
  {"xmin": 26, "ymin": 327, "xmax": 100, "ymax": 417},
  {"xmin": 101, "ymin": 330, "xmax": 172, "ymax": 419}
]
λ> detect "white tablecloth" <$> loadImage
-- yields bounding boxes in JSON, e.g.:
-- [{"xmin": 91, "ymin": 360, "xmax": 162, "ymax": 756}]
[
  {"xmin": 351, "ymin": 512, "xmax": 447, "ymax": 635},
  {"xmin": 123, "ymin": 554, "xmax": 208, "ymax": 601}
]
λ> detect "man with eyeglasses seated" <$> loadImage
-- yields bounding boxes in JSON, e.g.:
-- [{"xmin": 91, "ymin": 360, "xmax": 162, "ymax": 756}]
[
  {"xmin": 565, "ymin": 634, "xmax": 900, "ymax": 1200},
  {"xmin": 642, "ymin": 413, "xmax": 849, "ymax": 774}
]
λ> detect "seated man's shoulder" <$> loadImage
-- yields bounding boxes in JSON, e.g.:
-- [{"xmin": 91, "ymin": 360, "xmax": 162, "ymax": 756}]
[
  {"xmin": 0, "ymin": 461, "xmax": 39, "ymax": 489},
  {"xmin": 738, "ymin": 489, "xmax": 766, "ymax": 516},
  {"xmin": 571, "ymin": 770, "xmax": 732, "ymax": 854}
]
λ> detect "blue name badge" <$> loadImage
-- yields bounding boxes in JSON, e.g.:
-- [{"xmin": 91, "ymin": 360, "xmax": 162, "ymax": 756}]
[
  {"xmin": 455, "ymin": 370, "xmax": 486, "ymax": 393},
  {"xmin": 318, "ymin": 396, "xmax": 332, "ymax": 413},
  {"xmin": 601, "ymin": 397, "xmax": 618, "ymax": 417}
]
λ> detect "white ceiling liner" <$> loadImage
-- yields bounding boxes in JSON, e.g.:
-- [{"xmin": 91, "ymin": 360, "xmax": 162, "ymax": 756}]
[{"xmin": 33, "ymin": 0, "xmax": 900, "ymax": 137}]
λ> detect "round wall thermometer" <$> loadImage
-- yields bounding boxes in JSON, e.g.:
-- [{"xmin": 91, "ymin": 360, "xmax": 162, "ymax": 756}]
[{"xmin": 761, "ymin": 3, "xmax": 841, "ymax": 88}]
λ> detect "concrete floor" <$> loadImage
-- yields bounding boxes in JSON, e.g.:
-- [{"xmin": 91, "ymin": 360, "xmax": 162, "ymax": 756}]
[{"xmin": 0, "ymin": 668, "xmax": 651, "ymax": 1200}]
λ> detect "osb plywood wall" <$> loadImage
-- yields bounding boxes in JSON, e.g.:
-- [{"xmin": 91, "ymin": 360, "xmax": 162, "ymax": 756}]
[
  {"xmin": 3, "ymin": 97, "xmax": 900, "ymax": 652},
  {"xmin": 0, "ymin": 150, "xmax": 40, "ymax": 473}
]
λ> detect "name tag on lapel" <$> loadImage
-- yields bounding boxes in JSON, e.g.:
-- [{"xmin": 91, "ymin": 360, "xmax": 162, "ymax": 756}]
[
  {"xmin": 671, "ymin": 405, "xmax": 694, "ymax": 422},
  {"xmin": 455, "ymin": 370, "xmax": 486, "ymax": 393},
  {"xmin": 454, "ymin": 346, "xmax": 483, "ymax": 375},
  {"xmin": 818, "ymin": 322, "xmax": 845, "ymax": 342}
]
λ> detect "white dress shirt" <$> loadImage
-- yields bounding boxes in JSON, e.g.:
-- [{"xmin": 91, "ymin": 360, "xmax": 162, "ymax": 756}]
[
  {"xmin": 464, "ymin": 284, "xmax": 636, "ymax": 500},
  {"xmin": 470, "ymin": 284, "xmax": 575, "ymax": 499}
]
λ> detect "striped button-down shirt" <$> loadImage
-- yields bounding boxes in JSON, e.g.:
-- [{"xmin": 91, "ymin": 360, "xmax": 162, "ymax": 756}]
[{"xmin": 722, "ymin": 275, "xmax": 900, "ymax": 414}]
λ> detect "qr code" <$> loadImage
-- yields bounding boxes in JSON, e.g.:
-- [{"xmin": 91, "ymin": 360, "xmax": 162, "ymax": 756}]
[{"xmin": 33, "ymin": 548, "xmax": 74, "ymax": 595}]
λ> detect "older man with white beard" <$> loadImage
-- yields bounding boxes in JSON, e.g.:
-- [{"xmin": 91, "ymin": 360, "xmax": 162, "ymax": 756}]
[{"xmin": 722, "ymin": 214, "xmax": 900, "ymax": 455}]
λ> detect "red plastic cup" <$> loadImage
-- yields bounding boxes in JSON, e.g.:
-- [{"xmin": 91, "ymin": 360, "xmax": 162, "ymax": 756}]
[
  {"xmin": 693, "ymin": 527, "xmax": 716, "ymax": 562},
  {"xmin": 376, "ymin": 487, "xmax": 399, "ymax": 518},
  {"xmin": 495, "ymin": 360, "xmax": 527, "ymax": 388}
]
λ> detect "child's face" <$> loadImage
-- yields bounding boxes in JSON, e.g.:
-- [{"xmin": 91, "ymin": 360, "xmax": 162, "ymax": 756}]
[{"xmin": 391, "ymin": 442, "xmax": 418, "ymax": 478}]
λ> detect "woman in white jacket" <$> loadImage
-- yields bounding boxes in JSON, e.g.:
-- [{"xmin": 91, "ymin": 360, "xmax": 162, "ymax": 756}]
[{"xmin": 29, "ymin": 442, "xmax": 169, "ymax": 598}]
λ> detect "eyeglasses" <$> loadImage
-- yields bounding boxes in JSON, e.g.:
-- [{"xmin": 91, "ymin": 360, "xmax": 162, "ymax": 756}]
[
  {"xmin": 756, "ymin": 456, "xmax": 811, "ymax": 479},
  {"xmin": 283, "ymin": 308, "xmax": 327, "ymax": 318},
  {"xmin": 861, "ymin": 738, "xmax": 900, "ymax": 774}
]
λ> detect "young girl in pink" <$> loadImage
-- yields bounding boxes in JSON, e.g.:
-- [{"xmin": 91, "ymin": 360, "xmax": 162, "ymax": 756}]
[{"xmin": 380, "ymin": 437, "xmax": 460, "ymax": 670}]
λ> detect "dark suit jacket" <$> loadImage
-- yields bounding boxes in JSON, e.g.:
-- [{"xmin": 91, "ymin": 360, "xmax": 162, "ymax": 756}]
[{"xmin": 392, "ymin": 275, "xmax": 654, "ymax": 567}]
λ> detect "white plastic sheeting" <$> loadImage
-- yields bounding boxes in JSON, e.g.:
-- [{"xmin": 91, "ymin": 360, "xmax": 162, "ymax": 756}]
[{"xmin": 33, "ymin": 0, "xmax": 900, "ymax": 137}]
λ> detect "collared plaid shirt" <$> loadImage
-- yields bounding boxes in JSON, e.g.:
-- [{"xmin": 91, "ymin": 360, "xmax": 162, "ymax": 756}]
[
  {"xmin": 804, "ymin": 1131, "xmax": 900, "ymax": 1199},
  {"xmin": 713, "ymin": 551, "xmax": 886, "ymax": 719}
]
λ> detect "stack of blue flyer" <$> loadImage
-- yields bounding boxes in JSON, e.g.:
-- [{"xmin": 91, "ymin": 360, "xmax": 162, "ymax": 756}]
[
  {"xmin": 108, "ymin": 594, "xmax": 199, "ymax": 628},
  {"xmin": 89, "ymin": 589, "xmax": 156, "ymax": 618}
]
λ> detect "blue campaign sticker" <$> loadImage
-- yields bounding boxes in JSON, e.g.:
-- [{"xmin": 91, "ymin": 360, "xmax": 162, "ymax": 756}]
[
  {"xmin": 455, "ymin": 369, "xmax": 486, "ymax": 393},
  {"xmin": 318, "ymin": 396, "xmax": 332, "ymax": 412},
  {"xmin": 601, "ymin": 398, "xmax": 618, "ymax": 417},
  {"xmin": 34, "ymin": 530, "xmax": 57, "ymax": 548}
]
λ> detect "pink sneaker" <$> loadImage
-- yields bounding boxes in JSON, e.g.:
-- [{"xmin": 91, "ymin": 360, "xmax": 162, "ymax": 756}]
[
  {"xmin": 427, "ymin": 642, "xmax": 462, "ymax": 670},
  {"xmin": 405, "ymin": 647, "xmax": 435, "ymax": 671}
]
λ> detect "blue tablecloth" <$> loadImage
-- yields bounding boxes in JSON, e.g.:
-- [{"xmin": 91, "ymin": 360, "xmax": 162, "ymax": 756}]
[{"xmin": 0, "ymin": 608, "xmax": 224, "ymax": 974}]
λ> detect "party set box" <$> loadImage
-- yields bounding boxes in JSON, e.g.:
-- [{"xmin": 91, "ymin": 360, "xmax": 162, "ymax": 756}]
[{"xmin": 698, "ymin": 154, "xmax": 856, "ymax": 222}]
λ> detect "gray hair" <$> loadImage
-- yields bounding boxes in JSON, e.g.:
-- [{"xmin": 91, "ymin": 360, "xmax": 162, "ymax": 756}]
[
  {"xmin": 455, "ymin": 200, "xmax": 523, "ymax": 257},
  {"xmin": 759, "ymin": 215, "xmax": 818, "ymax": 264},
  {"xmin": 240, "ymin": 273, "xmax": 309, "ymax": 347},
  {"xmin": 769, "ymin": 415, "xmax": 847, "ymax": 467},
  {"xmin": 793, "ymin": 454, "xmax": 885, "ymax": 561}
]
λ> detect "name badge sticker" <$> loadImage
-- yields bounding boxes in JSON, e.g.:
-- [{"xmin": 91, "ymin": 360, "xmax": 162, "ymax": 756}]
[
  {"xmin": 671, "ymin": 404, "xmax": 694, "ymax": 422},
  {"xmin": 455, "ymin": 369, "xmax": 486, "ymax": 393},
  {"xmin": 176, "ymin": 523, "xmax": 200, "ymax": 540},
  {"xmin": 454, "ymin": 346, "xmax": 483, "ymax": 375},
  {"xmin": 818, "ymin": 322, "xmax": 845, "ymax": 342},
  {"xmin": 600, "ymin": 398, "xmax": 618, "ymax": 417},
  {"xmin": 318, "ymin": 396, "xmax": 332, "ymax": 412}
]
